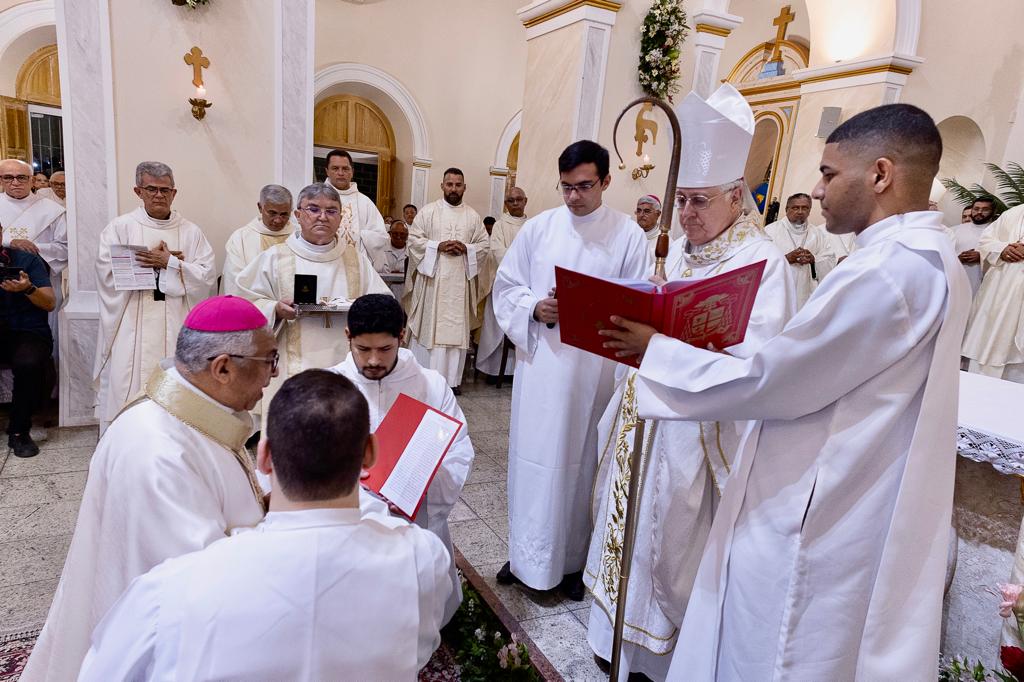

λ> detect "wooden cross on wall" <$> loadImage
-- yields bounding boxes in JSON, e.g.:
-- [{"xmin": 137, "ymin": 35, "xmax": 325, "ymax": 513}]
[
  {"xmin": 770, "ymin": 5, "xmax": 795, "ymax": 62},
  {"xmin": 183, "ymin": 46, "xmax": 209, "ymax": 88}
]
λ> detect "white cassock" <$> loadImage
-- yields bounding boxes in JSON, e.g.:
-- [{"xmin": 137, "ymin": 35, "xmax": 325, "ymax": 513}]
[
  {"xmin": 634, "ymin": 212, "xmax": 969, "ymax": 681},
  {"xmin": 406, "ymin": 199, "xmax": 490, "ymax": 386},
  {"xmin": 493, "ymin": 204, "xmax": 648, "ymax": 589},
  {"xmin": 21, "ymin": 363, "xmax": 264, "ymax": 682},
  {"xmin": 372, "ymin": 243, "xmax": 409, "ymax": 299},
  {"xmin": 235, "ymin": 232, "xmax": 390, "ymax": 418},
  {"xmin": 331, "ymin": 347, "xmax": 473, "ymax": 624},
  {"xmin": 640, "ymin": 221, "xmax": 684, "ymax": 264},
  {"xmin": 825, "ymin": 230, "xmax": 857, "ymax": 268},
  {"xmin": 585, "ymin": 216, "xmax": 796, "ymax": 681},
  {"xmin": 476, "ymin": 212, "xmax": 527, "ymax": 376},
  {"xmin": 763, "ymin": 218, "xmax": 836, "ymax": 308},
  {"xmin": 326, "ymin": 180, "xmax": 389, "ymax": 258},
  {"xmin": 963, "ymin": 205, "xmax": 1024, "ymax": 382},
  {"xmin": 93, "ymin": 208, "xmax": 216, "ymax": 430},
  {"xmin": 952, "ymin": 221, "xmax": 990, "ymax": 296},
  {"xmin": 78, "ymin": 508, "xmax": 450, "ymax": 682},
  {"xmin": 36, "ymin": 187, "xmax": 65, "ymax": 207},
  {"xmin": 220, "ymin": 217, "xmax": 293, "ymax": 296}
]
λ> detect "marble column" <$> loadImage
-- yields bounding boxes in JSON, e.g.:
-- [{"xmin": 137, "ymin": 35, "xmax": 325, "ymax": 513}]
[
  {"xmin": 689, "ymin": 8, "xmax": 743, "ymax": 98},
  {"xmin": 275, "ymin": 0, "xmax": 315, "ymax": 191}
]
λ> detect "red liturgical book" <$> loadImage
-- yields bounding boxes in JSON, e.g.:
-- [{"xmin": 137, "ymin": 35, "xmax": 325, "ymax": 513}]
[
  {"xmin": 362, "ymin": 393, "xmax": 462, "ymax": 521},
  {"xmin": 554, "ymin": 260, "xmax": 767, "ymax": 367}
]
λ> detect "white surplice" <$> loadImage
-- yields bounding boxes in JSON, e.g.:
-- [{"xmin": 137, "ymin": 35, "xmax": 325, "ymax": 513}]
[
  {"xmin": 372, "ymin": 243, "xmax": 408, "ymax": 299},
  {"xmin": 826, "ymin": 230, "xmax": 857, "ymax": 266},
  {"xmin": 477, "ymin": 213, "xmax": 527, "ymax": 376},
  {"xmin": 634, "ymin": 211, "xmax": 970, "ymax": 681},
  {"xmin": 21, "ymin": 365, "xmax": 264, "ymax": 682},
  {"xmin": 764, "ymin": 218, "xmax": 835, "ymax": 308},
  {"xmin": 585, "ymin": 216, "xmax": 796, "ymax": 681},
  {"xmin": 93, "ymin": 208, "xmax": 216, "ymax": 429},
  {"xmin": 35, "ymin": 187, "xmax": 65, "ymax": 207},
  {"xmin": 492, "ymin": 204, "xmax": 648, "ymax": 589},
  {"xmin": 331, "ymin": 347, "xmax": 473, "ymax": 624},
  {"xmin": 220, "ymin": 217, "xmax": 293, "ymax": 296},
  {"xmin": 326, "ymin": 180, "xmax": 389, "ymax": 257},
  {"xmin": 406, "ymin": 199, "xmax": 490, "ymax": 386},
  {"xmin": 953, "ymin": 220, "xmax": 990, "ymax": 296},
  {"xmin": 236, "ymin": 232, "xmax": 390, "ymax": 419},
  {"xmin": 78, "ymin": 508, "xmax": 450, "ymax": 682}
]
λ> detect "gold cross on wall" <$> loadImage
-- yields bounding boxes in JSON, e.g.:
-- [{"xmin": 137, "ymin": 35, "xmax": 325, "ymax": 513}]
[
  {"xmin": 770, "ymin": 5, "xmax": 795, "ymax": 62},
  {"xmin": 183, "ymin": 46, "xmax": 210, "ymax": 88}
]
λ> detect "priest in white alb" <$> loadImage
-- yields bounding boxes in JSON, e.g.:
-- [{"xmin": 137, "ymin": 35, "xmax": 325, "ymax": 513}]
[
  {"xmin": 953, "ymin": 195, "xmax": 996, "ymax": 296},
  {"xmin": 763, "ymin": 192, "xmax": 835, "ymax": 307},
  {"xmin": 492, "ymin": 140, "xmax": 648, "ymax": 600},
  {"xmin": 236, "ymin": 182, "xmax": 389, "ymax": 419},
  {"xmin": 221, "ymin": 184, "xmax": 294, "ymax": 296},
  {"xmin": 22, "ymin": 296, "xmax": 277, "ymax": 682},
  {"xmin": 331, "ymin": 293, "xmax": 472, "ymax": 624},
  {"xmin": 585, "ymin": 84, "xmax": 797, "ymax": 681},
  {"xmin": 324, "ymin": 148, "xmax": 389, "ymax": 258},
  {"xmin": 962, "ymin": 202, "xmax": 1024, "ymax": 381},
  {"xmin": 36, "ymin": 170, "xmax": 65, "ymax": 207},
  {"xmin": 406, "ymin": 167, "xmax": 490, "ymax": 391},
  {"xmin": 476, "ymin": 186, "xmax": 528, "ymax": 378},
  {"xmin": 93, "ymin": 162, "xmax": 216, "ymax": 432},
  {"xmin": 602, "ymin": 104, "xmax": 970, "ymax": 681},
  {"xmin": 634, "ymin": 194, "xmax": 683, "ymax": 263}
]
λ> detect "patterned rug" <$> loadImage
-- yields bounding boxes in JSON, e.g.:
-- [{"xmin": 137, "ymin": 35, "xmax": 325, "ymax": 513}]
[{"xmin": 0, "ymin": 629, "xmax": 39, "ymax": 682}]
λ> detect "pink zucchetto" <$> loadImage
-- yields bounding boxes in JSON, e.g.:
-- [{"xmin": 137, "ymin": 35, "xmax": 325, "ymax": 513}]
[
  {"xmin": 184, "ymin": 295, "xmax": 267, "ymax": 332},
  {"xmin": 638, "ymin": 194, "xmax": 662, "ymax": 211}
]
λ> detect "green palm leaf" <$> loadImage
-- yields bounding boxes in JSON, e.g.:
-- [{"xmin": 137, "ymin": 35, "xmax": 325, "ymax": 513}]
[
  {"xmin": 941, "ymin": 177, "xmax": 984, "ymax": 207},
  {"xmin": 984, "ymin": 162, "xmax": 1024, "ymax": 207}
]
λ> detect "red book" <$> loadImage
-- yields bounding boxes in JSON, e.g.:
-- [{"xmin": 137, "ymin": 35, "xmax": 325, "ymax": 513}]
[
  {"xmin": 362, "ymin": 393, "xmax": 462, "ymax": 521},
  {"xmin": 554, "ymin": 259, "xmax": 767, "ymax": 367}
]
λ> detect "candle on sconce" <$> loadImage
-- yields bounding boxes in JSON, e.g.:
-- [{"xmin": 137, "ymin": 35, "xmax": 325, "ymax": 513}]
[
  {"xmin": 642, "ymin": 153, "xmax": 651, "ymax": 165},
  {"xmin": 195, "ymin": 85, "xmax": 206, "ymax": 99}
]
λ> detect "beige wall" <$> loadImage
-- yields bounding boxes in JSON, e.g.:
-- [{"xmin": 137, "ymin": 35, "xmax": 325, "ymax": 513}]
[
  {"xmin": 314, "ymin": 0, "xmax": 527, "ymax": 218},
  {"xmin": 109, "ymin": 0, "xmax": 276, "ymax": 266},
  {"xmin": 718, "ymin": 0, "xmax": 810, "ymax": 82}
]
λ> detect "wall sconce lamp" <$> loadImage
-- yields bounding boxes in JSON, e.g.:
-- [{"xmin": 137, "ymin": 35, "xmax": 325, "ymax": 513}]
[
  {"xmin": 630, "ymin": 154, "xmax": 655, "ymax": 181},
  {"xmin": 184, "ymin": 46, "xmax": 212, "ymax": 120}
]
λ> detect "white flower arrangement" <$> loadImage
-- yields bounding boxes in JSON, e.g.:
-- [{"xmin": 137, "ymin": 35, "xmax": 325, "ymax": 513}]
[{"xmin": 638, "ymin": 0, "xmax": 689, "ymax": 101}]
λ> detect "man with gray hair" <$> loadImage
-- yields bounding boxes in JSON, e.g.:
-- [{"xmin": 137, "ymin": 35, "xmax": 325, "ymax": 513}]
[
  {"xmin": 93, "ymin": 161, "xmax": 216, "ymax": 432},
  {"xmin": 221, "ymin": 184, "xmax": 295, "ymax": 296},
  {"xmin": 22, "ymin": 295, "xmax": 276, "ymax": 682}
]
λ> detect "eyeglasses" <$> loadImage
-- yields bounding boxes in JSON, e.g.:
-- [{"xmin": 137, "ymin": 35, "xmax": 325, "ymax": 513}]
[
  {"xmin": 675, "ymin": 190, "xmax": 730, "ymax": 211},
  {"xmin": 557, "ymin": 181, "xmax": 599, "ymax": 196},
  {"xmin": 208, "ymin": 350, "xmax": 280, "ymax": 372},
  {"xmin": 300, "ymin": 205, "xmax": 340, "ymax": 218},
  {"xmin": 635, "ymin": 207, "xmax": 659, "ymax": 216},
  {"xmin": 139, "ymin": 186, "xmax": 175, "ymax": 196},
  {"xmin": 1, "ymin": 175, "xmax": 30, "ymax": 183},
  {"xmin": 49, "ymin": 182, "xmax": 66, "ymax": 189}
]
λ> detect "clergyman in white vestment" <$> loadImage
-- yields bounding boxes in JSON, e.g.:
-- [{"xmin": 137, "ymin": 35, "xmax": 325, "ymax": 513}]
[
  {"xmin": 585, "ymin": 85, "xmax": 797, "ymax": 680},
  {"xmin": 953, "ymin": 195, "xmax": 995, "ymax": 296},
  {"xmin": 372, "ymin": 220, "xmax": 410, "ymax": 299},
  {"xmin": 93, "ymin": 162, "xmax": 216, "ymax": 432},
  {"xmin": 22, "ymin": 296, "xmax": 276, "ymax": 682},
  {"xmin": 603, "ymin": 104, "xmax": 971, "ymax": 682},
  {"xmin": 330, "ymin": 293, "xmax": 473, "ymax": 624},
  {"xmin": 763, "ymin": 192, "xmax": 836, "ymax": 308},
  {"xmin": 35, "ymin": 170, "xmax": 65, "ymax": 207},
  {"xmin": 221, "ymin": 184, "xmax": 294, "ymax": 296},
  {"xmin": 634, "ymin": 193, "xmax": 683, "ymax": 264},
  {"xmin": 78, "ymin": 370, "xmax": 450, "ymax": 682},
  {"xmin": 406, "ymin": 168, "xmax": 490, "ymax": 389},
  {"xmin": 492, "ymin": 140, "xmax": 648, "ymax": 596},
  {"xmin": 324, "ymin": 148, "xmax": 389, "ymax": 257},
  {"xmin": 476, "ymin": 187, "xmax": 528, "ymax": 377}
]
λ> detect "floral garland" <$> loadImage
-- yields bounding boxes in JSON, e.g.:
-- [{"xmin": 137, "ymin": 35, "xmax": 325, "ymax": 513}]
[{"xmin": 638, "ymin": 0, "xmax": 689, "ymax": 101}]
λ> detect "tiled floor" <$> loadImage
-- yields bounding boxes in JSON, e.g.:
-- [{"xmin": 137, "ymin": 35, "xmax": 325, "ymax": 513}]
[{"xmin": 0, "ymin": 377, "xmax": 604, "ymax": 680}]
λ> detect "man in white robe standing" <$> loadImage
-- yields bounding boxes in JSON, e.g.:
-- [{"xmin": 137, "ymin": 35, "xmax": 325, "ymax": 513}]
[
  {"xmin": 36, "ymin": 170, "xmax": 65, "ymax": 207},
  {"xmin": 78, "ymin": 369, "xmax": 450, "ymax": 681},
  {"xmin": 324, "ymin": 148, "xmax": 389, "ymax": 258},
  {"xmin": 492, "ymin": 140, "xmax": 648, "ymax": 599},
  {"xmin": 406, "ymin": 167, "xmax": 490, "ymax": 393},
  {"xmin": 634, "ymin": 194, "xmax": 682, "ymax": 263},
  {"xmin": 953, "ymin": 195, "xmax": 995, "ymax": 296},
  {"xmin": 962, "ymin": 201, "xmax": 1024, "ymax": 381},
  {"xmin": 331, "ymin": 293, "xmax": 472, "ymax": 624},
  {"xmin": 585, "ymin": 84, "xmax": 797, "ymax": 680},
  {"xmin": 22, "ymin": 296, "xmax": 277, "ymax": 682},
  {"xmin": 372, "ymin": 220, "xmax": 409, "ymax": 299},
  {"xmin": 93, "ymin": 162, "xmax": 216, "ymax": 432},
  {"xmin": 236, "ymin": 182, "xmax": 389, "ymax": 421},
  {"xmin": 602, "ymin": 103, "xmax": 970, "ymax": 681},
  {"xmin": 221, "ymin": 184, "xmax": 294, "ymax": 296},
  {"xmin": 764, "ymin": 192, "xmax": 836, "ymax": 308},
  {"xmin": 476, "ymin": 187, "xmax": 528, "ymax": 378}
]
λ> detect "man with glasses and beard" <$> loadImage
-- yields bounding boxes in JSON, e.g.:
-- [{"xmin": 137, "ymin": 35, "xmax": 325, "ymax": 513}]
[{"xmin": 953, "ymin": 194, "xmax": 996, "ymax": 296}]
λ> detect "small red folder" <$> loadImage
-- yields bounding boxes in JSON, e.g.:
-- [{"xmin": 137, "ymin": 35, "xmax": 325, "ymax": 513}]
[
  {"xmin": 554, "ymin": 259, "xmax": 767, "ymax": 367},
  {"xmin": 362, "ymin": 393, "xmax": 462, "ymax": 521}
]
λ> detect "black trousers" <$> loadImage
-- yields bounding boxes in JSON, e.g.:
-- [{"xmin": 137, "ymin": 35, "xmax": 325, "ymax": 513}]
[{"xmin": 0, "ymin": 330, "xmax": 53, "ymax": 435}]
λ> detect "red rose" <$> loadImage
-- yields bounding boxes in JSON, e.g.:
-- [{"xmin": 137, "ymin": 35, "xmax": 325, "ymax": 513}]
[{"xmin": 1001, "ymin": 645, "xmax": 1024, "ymax": 680}]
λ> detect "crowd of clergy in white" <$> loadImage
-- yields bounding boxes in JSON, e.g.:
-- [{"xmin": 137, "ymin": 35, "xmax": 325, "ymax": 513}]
[{"xmin": 14, "ymin": 76, "xmax": 1023, "ymax": 680}]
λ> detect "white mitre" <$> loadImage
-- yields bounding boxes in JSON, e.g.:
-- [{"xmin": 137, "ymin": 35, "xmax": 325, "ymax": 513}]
[{"xmin": 674, "ymin": 83, "xmax": 755, "ymax": 188}]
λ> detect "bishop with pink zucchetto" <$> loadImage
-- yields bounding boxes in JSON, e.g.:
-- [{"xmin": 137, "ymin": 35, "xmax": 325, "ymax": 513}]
[
  {"xmin": 23, "ymin": 294, "xmax": 279, "ymax": 682},
  {"xmin": 635, "ymin": 192, "xmax": 683, "ymax": 264}
]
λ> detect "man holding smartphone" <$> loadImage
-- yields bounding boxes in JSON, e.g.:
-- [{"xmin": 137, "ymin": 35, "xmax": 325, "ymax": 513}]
[{"xmin": 0, "ymin": 229, "xmax": 56, "ymax": 457}]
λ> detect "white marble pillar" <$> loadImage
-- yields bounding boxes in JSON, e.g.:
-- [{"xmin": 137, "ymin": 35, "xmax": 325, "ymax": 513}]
[
  {"xmin": 411, "ymin": 159, "xmax": 431, "ymax": 208},
  {"xmin": 689, "ymin": 8, "xmax": 743, "ymax": 98},
  {"xmin": 488, "ymin": 169, "xmax": 509, "ymax": 218},
  {"xmin": 275, "ymin": 0, "xmax": 315, "ymax": 191}
]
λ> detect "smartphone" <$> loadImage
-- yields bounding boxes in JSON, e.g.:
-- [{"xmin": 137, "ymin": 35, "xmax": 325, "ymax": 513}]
[{"xmin": 0, "ymin": 267, "xmax": 22, "ymax": 282}]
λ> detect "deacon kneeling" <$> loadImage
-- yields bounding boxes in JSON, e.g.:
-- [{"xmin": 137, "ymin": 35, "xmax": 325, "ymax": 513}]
[
  {"xmin": 78, "ymin": 370, "xmax": 451, "ymax": 681},
  {"xmin": 331, "ymin": 293, "xmax": 473, "ymax": 625},
  {"xmin": 22, "ymin": 296, "xmax": 276, "ymax": 682}
]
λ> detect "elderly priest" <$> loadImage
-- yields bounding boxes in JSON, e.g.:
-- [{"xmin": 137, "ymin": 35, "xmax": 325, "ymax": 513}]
[
  {"xmin": 21, "ymin": 296, "xmax": 277, "ymax": 682},
  {"xmin": 221, "ymin": 184, "xmax": 295, "ymax": 296}
]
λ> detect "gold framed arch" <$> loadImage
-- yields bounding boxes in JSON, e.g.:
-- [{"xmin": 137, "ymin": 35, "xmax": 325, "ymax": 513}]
[
  {"xmin": 16, "ymin": 44, "xmax": 60, "ymax": 107},
  {"xmin": 725, "ymin": 40, "xmax": 809, "ymax": 88},
  {"xmin": 506, "ymin": 132, "xmax": 519, "ymax": 190},
  {"xmin": 314, "ymin": 94, "xmax": 396, "ymax": 215}
]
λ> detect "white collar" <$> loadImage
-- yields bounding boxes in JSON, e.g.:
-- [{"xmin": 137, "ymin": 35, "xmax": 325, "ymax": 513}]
[{"xmin": 259, "ymin": 508, "xmax": 362, "ymax": 531}]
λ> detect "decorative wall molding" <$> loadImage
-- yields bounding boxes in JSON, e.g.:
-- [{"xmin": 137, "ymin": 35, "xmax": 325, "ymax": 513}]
[
  {"xmin": 517, "ymin": 0, "xmax": 621, "ymax": 40},
  {"xmin": 795, "ymin": 53, "xmax": 923, "ymax": 97},
  {"xmin": 0, "ymin": 0, "xmax": 55, "ymax": 59}
]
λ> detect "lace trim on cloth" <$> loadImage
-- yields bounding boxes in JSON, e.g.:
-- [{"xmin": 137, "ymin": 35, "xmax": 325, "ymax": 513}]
[{"xmin": 957, "ymin": 426, "xmax": 1024, "ymax": 476}]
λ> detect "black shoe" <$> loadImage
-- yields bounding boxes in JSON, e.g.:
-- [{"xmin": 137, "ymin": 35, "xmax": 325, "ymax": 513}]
[
  {"xmin": 452, "ymin": 386, "xmax": 462, "ymax": 396},
  {"xmin": 10, "ymin": 432, "xmax": 39, "ymax": 458},
  {"xmin": 496, "ymin": 561, "xmax": 523, "ymax": 586},
  {"xmin": 559, "ymin": 571, "xmax": 585, "ymax": 601},
  {"xmin": 593, "ymin": 654, "xmax": 610, "ymax": 673}
]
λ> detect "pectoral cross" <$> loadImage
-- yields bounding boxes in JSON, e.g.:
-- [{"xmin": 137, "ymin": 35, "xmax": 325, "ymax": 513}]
[
  {"xmin": 770, "ymin": 5, "xmax": 795, "ymax": 62},
  {"xmin": 183, "ymin": 46, "xmax": 209, "ymax": 88}
]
